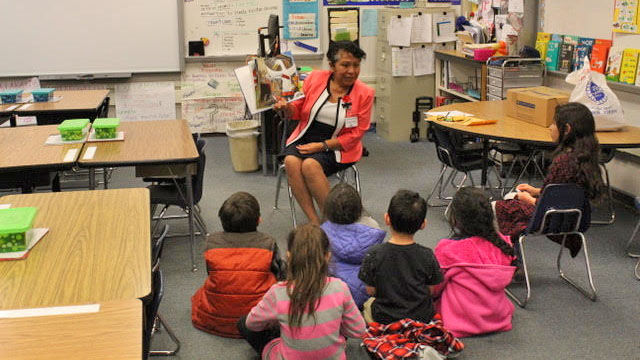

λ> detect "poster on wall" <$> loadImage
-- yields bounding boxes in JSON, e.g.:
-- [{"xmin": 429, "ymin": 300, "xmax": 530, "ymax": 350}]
[
  {"xmin": 328, "ymin": 8, "xmax": 360, "ymax": 45},
  {"xmin": 182, "ymin": 62, "xmax": 242, "ymax": 100},
  {"xmin": 324, "ymin": 0, "xmax": 405, "ymax": 5},
  {"xmin": 182, "ymin": 97, "xmax": 247, "ymax": 133},
  {"xmin": 284, "ymin": 0, "xmax": 319, "ymax": 40},
  {"xmin": 115, "ymin": 82, "xmax": 176, "ymax": 122}
]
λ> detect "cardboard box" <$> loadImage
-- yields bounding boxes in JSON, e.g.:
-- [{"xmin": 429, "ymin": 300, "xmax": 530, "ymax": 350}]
[{"xmin": 506, "ymin": 87, "xmax": 570, "ymax": 127}]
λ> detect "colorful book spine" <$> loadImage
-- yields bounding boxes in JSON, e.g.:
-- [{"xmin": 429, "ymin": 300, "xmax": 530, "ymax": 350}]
[
  {"xmin": 536, "ymin": 32, "xmax": 551, "ymax": 42},
  {"xmin": 558, "ymin": 43, "xmax": 575, "ymax": 73},
  {"xmin": 545, "ymin": 41, "xmax": 561, "ymax": 71},
  {"xmin": 563, "ymin": 35, "xmax": 579, "ymax": 46},
  {"xmin": 551, "ymin": 33, "xmax": 564, "ymax": 43},
  {"xmin": 619, "ymin": 49, "xmax": 640, "ymax": 84},
  {"xmin": 605, "ymin": 48, "xmax": 624, "ymax": 82},
  {"xmin": 573, "ymin": 37, "xmax": 595, "ymax": 70},
  {"xmin": 590, "ymin": 39, "xmax": 613, "ymax": 74},
  {"xmin": 535, "ymin": 41, "xmax": 549, "ymax": 60}
]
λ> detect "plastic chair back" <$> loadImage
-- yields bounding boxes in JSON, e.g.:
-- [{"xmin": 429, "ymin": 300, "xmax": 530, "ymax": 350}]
[
  {"xmin": 143, "ymin": 268, "xmax": 164, "ymax": 359},
  {"xmin": 526, "ymin": 183, "xmax": 591, "ymax": 236},
  {"xmin": 152, "ymin": 225, "xmax": 170, "ymax": 270},
  {"xmin": 192, "ymin": 139, "xmax": 207, "ymax": 204}
]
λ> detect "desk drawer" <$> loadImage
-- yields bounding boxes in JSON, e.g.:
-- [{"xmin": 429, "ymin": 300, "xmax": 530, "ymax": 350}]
[
  {"xmin": 487, "ymin": 93, "xmax": 503, "ymax": 101},
  {"xmin": 488, "ymin": 76, "xmax": 503, "ymax": 88},
  {"xmin": 487, "ymin": 84, "xmax": 503, "ymax": 97}
]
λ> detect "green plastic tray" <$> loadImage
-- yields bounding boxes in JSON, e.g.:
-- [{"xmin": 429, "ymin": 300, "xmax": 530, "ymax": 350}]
[{"xmin": 0, "ymin": 207, "xmax": 37, "ymax": 253}]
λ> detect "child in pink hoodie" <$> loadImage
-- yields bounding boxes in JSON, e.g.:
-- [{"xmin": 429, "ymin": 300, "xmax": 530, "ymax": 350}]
[{"xmin": 433, "ymin": 187, "xmax": 516, "ymax": 338}]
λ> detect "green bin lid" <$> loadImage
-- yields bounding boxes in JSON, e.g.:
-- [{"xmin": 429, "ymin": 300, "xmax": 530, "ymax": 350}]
[
  {"xmin": 0, "ymin": 207, "xmax": 37, "ymax": 234},
  {"xmin": 0, "ymin": 89, "xmax": 23, "ymax": 96},
  {"xmin": 299, "ymin": 66, "xmax": 313, "ymax": 72},
  {"xmin": 31, "ymin": 88, "xmax": 56, "ymax": 95},
  {"xmin": 93, "ymin": 118, "xmax": 120, "ymax": 129},
  {"xmin": 58, "ymin": 119, "xmax": 89, "ymax": 131}
]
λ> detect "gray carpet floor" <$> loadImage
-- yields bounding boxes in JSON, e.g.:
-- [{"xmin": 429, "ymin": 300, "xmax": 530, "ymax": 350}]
[{"xmin": 107, "ymin": 133, "xmax": 640, "ymax": 359}]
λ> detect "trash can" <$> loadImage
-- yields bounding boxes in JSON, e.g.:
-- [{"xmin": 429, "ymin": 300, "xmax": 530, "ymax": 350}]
[{"xmin": 226, "ymin": 120, "xmax": 260, "ymax": 172}]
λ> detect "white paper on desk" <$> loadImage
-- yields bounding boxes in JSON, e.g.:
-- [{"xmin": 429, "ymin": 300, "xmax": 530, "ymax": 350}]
[
  {"xmin": 0, "ymin": 228, "xmax": 49, "ymax": 261},
  {"xmin": 392, "ymin": 47, "xmax": 413, "ymax": 77},
  {"xmin": 508, "ymin": 0, "xmax": 524, "ymax": 13},
  {"xmin": 413, "ymin": 45, "xmax": 435, "ymax": 76},
  {"xmin": 63, "ymin": 149, "xmax": 79, "ymax": 163},
  {"xmin": 425, "ymin": 111, "xmax": 475, "ymax": 117},
  {"xmin": 83, "ymin": 146, "xmax": 97, "ymax": 160},
  {"xmin": 432, "ymin": 13, "xmax": 457, "ymax": 43},
  {"xmin": 0, "ymin": 303, "xmax": 100, "ymax": 319},
  {"xmin": 388, "ymin": 15, "xmax": 413, "ymax": 47},
  {"xmin": 87, "ymin": 130, "xmax": 125, "ymax": 142},
  {"xmin": 45, "ymin": 133, "xmax": 88, "ymax": 145},
  {"xmin": 410, "ymin": 13, "xmax": 432, "ymax": 43}
]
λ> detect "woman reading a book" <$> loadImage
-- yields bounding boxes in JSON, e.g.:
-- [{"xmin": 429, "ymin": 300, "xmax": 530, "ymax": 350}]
[{"xmin": 274, "ymin": 41, "xmax": 374, "ymax": 225}]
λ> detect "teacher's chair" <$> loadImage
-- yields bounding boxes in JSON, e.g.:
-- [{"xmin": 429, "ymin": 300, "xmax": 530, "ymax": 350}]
[{"xmin": 505, "ymin": 184, "xmax": 597, "ymax": 308}]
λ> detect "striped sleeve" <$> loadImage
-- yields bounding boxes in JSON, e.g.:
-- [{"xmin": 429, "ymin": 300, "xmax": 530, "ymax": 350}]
[
  {"xmin": 338, "ymin": 281, "xmax": 366, "ymax": 339},
  {"xmin": 245, "ymin": 284, "xmax": 280, "ymax": 332}
]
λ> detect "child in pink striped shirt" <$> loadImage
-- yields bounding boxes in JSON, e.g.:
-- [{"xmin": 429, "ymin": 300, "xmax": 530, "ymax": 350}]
[{"xmin": 238, "ymin": 224, "xmax": 366, "ymax": 359}]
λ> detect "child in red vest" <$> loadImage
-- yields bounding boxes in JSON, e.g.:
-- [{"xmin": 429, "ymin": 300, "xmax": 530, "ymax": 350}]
[{"xmin": 191, "ymin": 192, "xmax": 284, "ymax": 338}]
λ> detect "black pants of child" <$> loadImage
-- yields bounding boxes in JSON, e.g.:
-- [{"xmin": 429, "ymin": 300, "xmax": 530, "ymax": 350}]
[{"xmin": 237, "ymin": 315, "xmax": 280, "ymax": 356}]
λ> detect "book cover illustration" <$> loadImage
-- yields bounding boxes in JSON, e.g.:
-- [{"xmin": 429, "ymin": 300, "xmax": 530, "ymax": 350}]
[{"xmin": 254, "ymin": 55, "xmax": 303, "ymax": 110}]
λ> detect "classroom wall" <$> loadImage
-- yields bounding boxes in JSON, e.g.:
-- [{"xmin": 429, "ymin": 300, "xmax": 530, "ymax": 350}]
[{"xmin": 542, "ymin": 0, "xmax": 640, "ymax": 198}]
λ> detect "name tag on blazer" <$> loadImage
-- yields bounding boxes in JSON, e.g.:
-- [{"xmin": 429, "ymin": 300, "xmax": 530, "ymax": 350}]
[{"xmin": 345, "ymin": 117, "xmax": 358, "ymax": 128}]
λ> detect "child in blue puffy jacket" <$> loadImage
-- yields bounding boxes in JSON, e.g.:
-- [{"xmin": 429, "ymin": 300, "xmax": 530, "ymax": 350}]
[{"xmin": 321, "ymin": 183, "xmax": 386, "ymax": 308}]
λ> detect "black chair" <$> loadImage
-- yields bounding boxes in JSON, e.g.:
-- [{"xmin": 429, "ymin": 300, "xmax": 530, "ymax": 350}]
[
  {"xmin": 427, "ymin": 125, "xmax": 498, "ymax": 207},
  {"xmin": 96, "ymin": 96, "xmax": 110, "ymax": 118},
  {"xmin": 149, "ymin": 137, "xmax": 207, "ymax": 271},
  {"xmin": 142, "ymin": 225, "xmax": 180, "ymax": 358},
  {"xmin": 505, "ymin": 184, "xmax": 597, "ymax": 308},
  {"xmin": 273, "ymin": 114, "xmax": 362, "ymax": 227},
  {"xmin": 591, "ymin": 148, "xmax": 616, "ymax": 225},
  {"xmin": 625, "ymin": 196, "xmax": 640, "ymax": 280}
]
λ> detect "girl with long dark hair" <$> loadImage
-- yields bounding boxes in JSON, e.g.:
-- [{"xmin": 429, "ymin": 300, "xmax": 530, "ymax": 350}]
[
  {"xmin": 238, "ymin": 224, "xmax": 365, "ymax": 359},
  {"xmin": 494, "ymin": 102, "xmax": 605, "ymax": 257},
  {"xmin": 433, "ymin": 187, "xmax": 516, "ymax": 337}
]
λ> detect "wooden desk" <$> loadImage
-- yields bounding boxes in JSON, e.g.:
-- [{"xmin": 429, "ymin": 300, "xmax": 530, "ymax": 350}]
[
  {"xmin": 426, "ymin": 100, "xmax": 640, "ymax": 185},
  {"xmin": 14, "ymin": 90, "xmax": 109, "ymax": 125},
  {"xmin": 0, "ymin": 189, "xmax": 150, "ymax": 310},
  {"xmin": 427, "ymin": 100, "xmax": 640, "ymax": 148},
  {"xmin": 0, "ymin": 125, "xmax": 83, "ymax": 171},
  {"xmin": 78, "ymin": 119, "xmax": 198, "ymax": 169},
  {"xmin": 78, "ymin": 119, "xmax": 199, "ymax": 271},
  {"xmin": 0, "ymin": 299, "xmax": 141, "ymax": 360}
]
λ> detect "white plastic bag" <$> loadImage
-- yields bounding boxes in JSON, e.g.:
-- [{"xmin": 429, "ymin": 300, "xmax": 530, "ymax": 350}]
[{"xmin": 565, "ymin": 57, "xmax": 625, "ymax": 131}]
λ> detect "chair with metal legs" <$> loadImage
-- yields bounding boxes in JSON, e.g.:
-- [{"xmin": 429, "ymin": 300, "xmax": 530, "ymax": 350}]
[
  {"xmin": 506, "ymin": 184, "xmax": 597, "ymax": 308},
  {"xmin": 148, "ymin": 138, "xmax": 207, "ymax": 271},
  {"xmin": 591, "ymin": 148, "xmax": 616, "ymax": 225},
  {"xmin": 624, "ymin": 196, "xmax": 640, "ymax": 280},
  {"xmin": 427, "ymin": 125, "xmax": 499, "ymax": 207}
]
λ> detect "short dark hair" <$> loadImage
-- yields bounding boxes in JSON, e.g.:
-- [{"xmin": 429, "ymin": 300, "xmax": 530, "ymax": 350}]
[
  {"xmin": 218, "ymin": 192, "xmax": 260, "ymax": 233},
  {"xmin": 387, "ymin": 190, "xmax": 427, "ymax": 235},
  {"xmin": 326, "ymin": 41, "xmax": 366, "ymax": 65},
  {"xmin": 323, "ymin": 183, "xmax": 362, "ymax": 224}
]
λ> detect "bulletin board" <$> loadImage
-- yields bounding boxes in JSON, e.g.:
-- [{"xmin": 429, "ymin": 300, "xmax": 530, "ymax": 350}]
[{"xmin": 183, "ymin": 0, "xmax": 323, "ymax": 57}]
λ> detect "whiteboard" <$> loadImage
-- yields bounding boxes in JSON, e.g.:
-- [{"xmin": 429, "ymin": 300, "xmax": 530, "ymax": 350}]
[
  {"xmin": 183, "ymin": 0, "xmax": 322, "ymax": 57},
  {"xmin": 0, "ymin": 0, "xmax": 182, "ymax": 77}
]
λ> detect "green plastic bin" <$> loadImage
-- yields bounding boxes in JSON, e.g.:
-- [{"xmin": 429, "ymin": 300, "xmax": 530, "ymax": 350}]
[
  {"xmin": 0, "ymin": 207, "xmax": 38, "ymax": 253},
  {"xmin": 57, "ymin": 119, "xmax": 90, "ymax": 141},
  {"xmin": 93, "ymin": 118, "xmax": 120, "ymax": 139}
]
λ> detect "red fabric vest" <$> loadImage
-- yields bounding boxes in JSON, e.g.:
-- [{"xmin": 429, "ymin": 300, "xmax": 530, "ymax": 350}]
[{"xmin": 191, "ymin": 247, "xmax": 276, "ymax": 338}]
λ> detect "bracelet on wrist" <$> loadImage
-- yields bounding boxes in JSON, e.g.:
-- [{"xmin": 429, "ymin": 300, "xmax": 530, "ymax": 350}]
[{"xmin": 322, "ymin": 141, "xmax": 330, "ymax": 152}]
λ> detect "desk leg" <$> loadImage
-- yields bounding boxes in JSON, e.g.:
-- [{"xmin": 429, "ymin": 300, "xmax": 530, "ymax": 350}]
[
  {"xmin": 260, "ymin": 113, "xmax": 268, "ymax": 176},
  {"xmin": 481, "ymin": 139, "xmax": 489, "ymax": 188},
  {"xmin": 103, "ymin": 168, "xmax": 109, "ymax": 189},
  {"xmin": 9, "ymin": 114, "xmax": 17, "ymax": 127},
  {"xmin": 185, "ymin": 174, "xmax": 198, "ymax": 272},
  {"xmin": 89, "ymin": 168, "xmax": 96, "ymax": 190}
]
